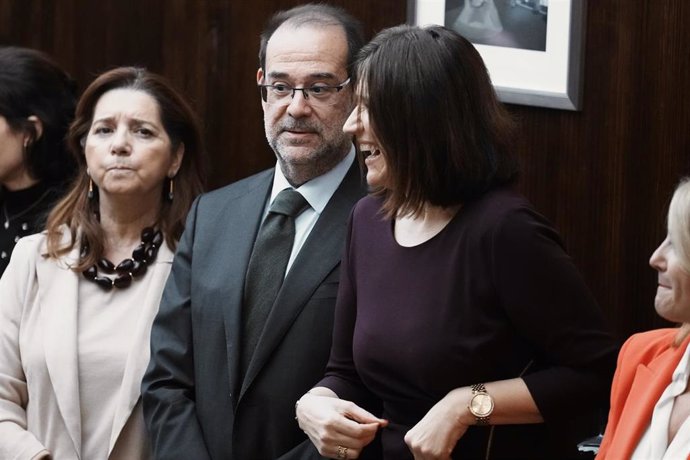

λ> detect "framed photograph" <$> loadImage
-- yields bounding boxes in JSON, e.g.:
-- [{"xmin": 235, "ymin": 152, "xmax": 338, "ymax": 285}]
[{"xmin": 408, "ymin": 0, "xmax": 587, "ymax": 110}]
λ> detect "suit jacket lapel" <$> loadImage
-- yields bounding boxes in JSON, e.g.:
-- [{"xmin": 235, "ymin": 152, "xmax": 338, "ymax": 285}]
[
  {"xmin": 240, "ymin": 162, "xmax": 364, "ymax": 397},
  {"xmin": 38, "ymin": 236, "xmax": 82, "ymax": 457},
  {"xmin": 107, "ymin": 243, "xmax": 175, "ymax": 454},
  {"xmin": 614, "ymin": 344, "xmax": 689, "ymax": 458},
  {"xmin": 221, "ymin": 170, "xmax": 274, "ymax": 403}
]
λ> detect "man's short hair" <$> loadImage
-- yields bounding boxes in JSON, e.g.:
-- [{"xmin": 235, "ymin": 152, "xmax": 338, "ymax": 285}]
[{"xmin": 258, "ymin": 3, "xmax": 365, "ymax": 84}]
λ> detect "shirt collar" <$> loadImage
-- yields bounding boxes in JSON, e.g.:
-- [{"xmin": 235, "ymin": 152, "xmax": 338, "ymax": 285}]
[
  {"xmin": 671, "ymin": 341, "xmax": 690, "ymax": 385},
  {"xmin": 270, "ymin": 146, "xmax": 355, "ymax": 214}
]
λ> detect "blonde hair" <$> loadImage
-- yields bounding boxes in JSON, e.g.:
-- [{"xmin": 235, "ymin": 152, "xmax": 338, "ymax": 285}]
[{"xmin": 667, "ymin": 178, "xmax": 690, "ymax": 345}]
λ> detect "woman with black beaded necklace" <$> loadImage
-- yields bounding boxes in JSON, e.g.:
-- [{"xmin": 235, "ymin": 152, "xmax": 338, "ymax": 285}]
[
  {"xmin": 0, "ymin": 67, "xmax": 205, "ymax": 460},
  {"xmin": 0, "ymin": 46, "xmax": 77, "ymax": 275}
]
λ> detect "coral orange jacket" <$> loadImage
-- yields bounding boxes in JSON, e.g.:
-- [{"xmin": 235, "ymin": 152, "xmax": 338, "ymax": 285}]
[{"xmin": 597, "ymin": 328, "xmax": 690, "ymax": 459}]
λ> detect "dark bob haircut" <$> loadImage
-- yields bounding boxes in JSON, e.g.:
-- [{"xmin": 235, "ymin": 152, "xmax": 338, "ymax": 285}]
[
  {"xmin": 356, "ymin": 25, "xmax": 518, "ymax": 217},
  {"xmin": 258, "ymin": 3, "xmax": 365, "ymax": 85},
  {"xmin": 46, "ymin": 67, "xmax": 206, "ymax": 270},
  {"xmin": 0, "ymin": 46, "xmax": 77, "ymax": 186}
]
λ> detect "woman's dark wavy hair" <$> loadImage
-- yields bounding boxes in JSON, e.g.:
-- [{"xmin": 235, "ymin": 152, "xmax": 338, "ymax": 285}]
[
  {"xmin": 45, "ymin": 67, "xmax": 206, "ymax": 270},
  {"xmin": 0, "ymin": 46, "xmax": 77, "ymax": 187},
  {"xmin": 355, "ymin": 25, "xmax": 518, "ymax": 218}
]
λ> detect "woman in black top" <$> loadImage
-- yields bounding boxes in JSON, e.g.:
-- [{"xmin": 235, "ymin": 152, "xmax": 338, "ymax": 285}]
[
  {"xmin": 0, "ymin": 46, "xmax": 77, "ymax": 274},
  {"xmin": 295, "ymin": 25, "xmax": 618, "ymax": 459}
]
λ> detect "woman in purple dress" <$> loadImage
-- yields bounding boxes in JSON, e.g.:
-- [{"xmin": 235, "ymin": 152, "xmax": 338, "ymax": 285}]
[{"xmin": 295, "ymin": 25, "xmax": 618, "ymax": 460}]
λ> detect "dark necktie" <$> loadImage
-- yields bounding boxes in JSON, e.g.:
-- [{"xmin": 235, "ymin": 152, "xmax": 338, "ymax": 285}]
[{"xmin": 241, "ymin": 188, "xmax": 309, "ymax": 376}]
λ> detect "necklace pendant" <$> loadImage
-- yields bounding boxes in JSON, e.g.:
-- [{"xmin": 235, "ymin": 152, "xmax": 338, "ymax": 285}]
[{"xmin": 3, "ymin": 220, "xmax": 8, "ymax": 230}]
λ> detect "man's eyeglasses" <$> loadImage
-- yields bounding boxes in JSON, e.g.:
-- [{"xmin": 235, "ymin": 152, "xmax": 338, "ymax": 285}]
[{"xmin": 258, "ymin": 78, "xmax": 351, "ymax": 108}]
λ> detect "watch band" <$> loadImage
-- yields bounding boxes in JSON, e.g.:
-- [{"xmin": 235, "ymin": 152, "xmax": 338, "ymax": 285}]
[
  {"xmin": 475, "ymin": 416, "xmax": 490, "ymax": 425},
  {"xmin": 471, "ymin": 383, "xmax": 487, "ymax": 392}
]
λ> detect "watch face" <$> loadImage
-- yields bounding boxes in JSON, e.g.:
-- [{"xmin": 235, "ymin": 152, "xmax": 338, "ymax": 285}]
[{"xmin": 470, "ymin": 393, "xmax": 494, "ymax": 417}]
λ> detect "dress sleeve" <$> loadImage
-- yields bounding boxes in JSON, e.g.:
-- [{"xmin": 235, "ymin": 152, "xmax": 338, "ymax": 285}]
[
  {"xmin": 0, "ymin": 239, "xmax": 50, "ymax": 459},
  {"xmin": 318, "ymin": 211, "xmax": 379, "ymax": 409},
  {"xmin": 141, "ymin": 196, "xmax": 212, "ymax": 460},
  {"xmin": 490, "ymin": 206, "xmax": 619, "ymax": 424}
]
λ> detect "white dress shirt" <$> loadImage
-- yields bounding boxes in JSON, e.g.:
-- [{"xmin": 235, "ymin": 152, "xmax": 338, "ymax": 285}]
[{"xmin": 632, "ymin": 342, "xmax": 690, "ymax": 459}]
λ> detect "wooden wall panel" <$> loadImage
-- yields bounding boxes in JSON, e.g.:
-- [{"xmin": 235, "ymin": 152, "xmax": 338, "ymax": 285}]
[
  {"xmin": 2, "ymin": 0, "xmax": 690, "ymax": 340},
  {"xmin": 509, "ymin": 1, "xmax": 690, "ymax": 338}
]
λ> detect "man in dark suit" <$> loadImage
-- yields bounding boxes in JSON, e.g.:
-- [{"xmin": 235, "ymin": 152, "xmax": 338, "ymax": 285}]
[{"xmin": 141, "ymin": 4, "xmax": 367, "ymax": 460}]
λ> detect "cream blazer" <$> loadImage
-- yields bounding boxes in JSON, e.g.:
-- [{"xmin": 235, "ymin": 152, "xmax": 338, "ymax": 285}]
[{"xmin": 0, "ymin": 231, "xmax": 173, "ymax": 460}]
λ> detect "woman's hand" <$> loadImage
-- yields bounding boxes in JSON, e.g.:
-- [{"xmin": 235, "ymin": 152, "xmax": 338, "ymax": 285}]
[
  {"xmin": 404, "ymin": 388, "xmax": 472, "ymax": 460},
  {"xmin": 296, "ymin": 390, "xmax": 388, "ymax": 459}
]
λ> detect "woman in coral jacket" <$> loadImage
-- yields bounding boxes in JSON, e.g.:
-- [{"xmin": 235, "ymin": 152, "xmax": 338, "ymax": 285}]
[{"xmin": 598, "ymin": 179, "xmax": 690, "ymax": 460}]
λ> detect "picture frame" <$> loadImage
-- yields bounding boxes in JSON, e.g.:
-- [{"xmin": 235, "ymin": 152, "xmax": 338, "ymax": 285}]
[{"xmin": 408, "ymin": 0, "xmax": 587, "ymax": 110}]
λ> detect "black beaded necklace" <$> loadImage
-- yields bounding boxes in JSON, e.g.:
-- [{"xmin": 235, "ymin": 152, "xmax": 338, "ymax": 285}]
[{"xmin": 81, "ymin": 226, "xmax": 163, "ymax": 291}]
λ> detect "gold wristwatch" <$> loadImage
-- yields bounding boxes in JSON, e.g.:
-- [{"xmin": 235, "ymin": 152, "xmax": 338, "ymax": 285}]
[{"xmin": 468, "ymin": 383, "xmax": 494, "ymax": 425}]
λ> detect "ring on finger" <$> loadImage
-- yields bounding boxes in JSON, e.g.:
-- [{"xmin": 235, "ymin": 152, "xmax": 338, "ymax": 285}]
[{"xmin": 336, "ymin": 445, "xmax": 349, "ymax": 459}]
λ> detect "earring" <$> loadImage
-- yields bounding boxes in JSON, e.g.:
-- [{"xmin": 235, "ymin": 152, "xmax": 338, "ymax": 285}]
[
  {"xmin": 88, "ymin": 177, "xmax": 94, "ymax": 200},
  {"xmin": 167, "ymin": 177, "xmax": 174, "ymax": 202}
]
